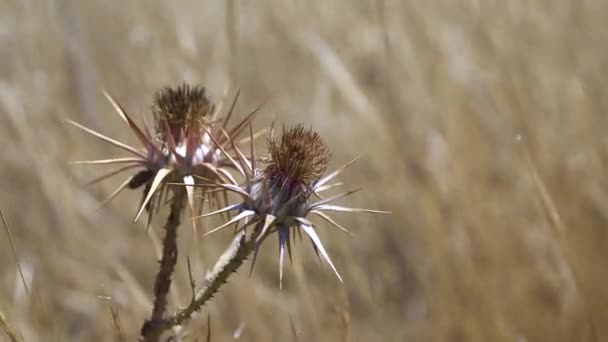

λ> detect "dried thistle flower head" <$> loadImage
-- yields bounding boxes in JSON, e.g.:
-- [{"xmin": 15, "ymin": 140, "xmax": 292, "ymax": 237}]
[
  {"xmin": 153, "ymin": 83, "xmax": 214, "ymax": 142},
  {"xmin": 69, "ymin": 84, "xmax": 264, "ymax": 228},
  {"xmin": 196, "ymin": 124, "xmax": 389, "ymax": 288},
  {"xmin": 265, "ymin": 125, "xmax": 330, "ymax": 190}
]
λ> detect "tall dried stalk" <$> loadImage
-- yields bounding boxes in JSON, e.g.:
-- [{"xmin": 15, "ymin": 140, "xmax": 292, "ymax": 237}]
[
  {"xmin": 0, "ymin": 310, "xmax": 19, "ymax": 342},
  {"xmin": 1, "ymin": 209, "xmax": 29, "ymax": 295}
]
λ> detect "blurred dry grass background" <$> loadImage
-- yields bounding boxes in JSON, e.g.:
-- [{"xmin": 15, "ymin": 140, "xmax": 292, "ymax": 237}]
[{"xmin": 0, "ymin": 0, "xmax": 607, "ymax": 341}]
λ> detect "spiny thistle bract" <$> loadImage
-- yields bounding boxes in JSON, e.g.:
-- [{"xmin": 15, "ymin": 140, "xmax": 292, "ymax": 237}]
[
  {"xmin": 194, "ymin": 124, "xmax": 389, "ymax": 288},
  {"xmin": 69, "ymin": 83, "xmax": 261, "ymax": 227}
]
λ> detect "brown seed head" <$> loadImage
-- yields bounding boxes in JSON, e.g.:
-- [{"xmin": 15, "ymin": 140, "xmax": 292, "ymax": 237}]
[
  {"xmin": 265, "ymin": 125, "xmax": 330, "ymax": 188},
  {"xmin": 152, "ymin": 83, "xmax": 214, "ymax": 138}
]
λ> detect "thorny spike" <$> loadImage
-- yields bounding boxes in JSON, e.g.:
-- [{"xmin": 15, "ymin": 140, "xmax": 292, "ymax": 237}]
[
  {"xmin": 309, "ymin": 210, "xmax": 353, "ymax": 236},
  {"xmin": 67, "ymin": 120, "xmax": 146, "ymax": 159},
  {"xmin": 313, "ymin": 156, "xmax": 361, "ymax": 191},
  {"xmin": 215, "ymin": 166, "xmax": 239, "ymax": 186},
  {"xmin": 278, "ymin": 228, "xmax": 287, "ymax": 289},
  {"xmin": 95, "ymin": 175, "xmax": 135, "ymax": 212},
  {"xmin": 183, "ymin": 175, "xmax": 197, "ymax": 232},
  {"xmin": 191, "ymin": 203, "xmax": 242, "ymax": 220},
  {"xmin": 85, "ymin": 165, "xmax": 140, "ymax": 187},
  {"xmin": 184, "ymin": 177, "xmax": 251, "ymax": 199},
  {"xmin": 300, "ymin": 224, "xmax": 343, "ymax": 283},
  {"xmin": 294, "ymin": 217, "xmax": 313, "ymax": 227},
  {"xmin": 249, "ymin": 224, "xmax": 271, "ymax": 277},
  {"xmin": 185, "ymin": 107, "xmax": 199, "ymax": 163},
  {"xmin": 221, "ymin": 89, "xmax": 240, "ymax": 132},
  {"xmin": 140, "ymin": 111, "xmax": 153, "ymax": 140},
  {"xmin": 286, "ymin": 228, "xmax": 293, "ymax": 265},
  {"xmin": 235, "ymin": 127, "xmax": 268, "ymax": 146},
  {"xmin": 202, "ymin": 210, "xmax": 255, "ymax": 237},
  {"xmin": 257, "ymin": 215, "xmax": 276, "ymax": 243},
  {"xmin": 103, "ymin": 90, "xmax": 163, "ymax": 156},
  {"xmin": 314, "ymin": 182, "xmax": 343, "ymax": 194},
  {"xmin": 227, "ymin": 101, "xmax": 265, "ymax": 142},
  {"xmin": 309, "ymin": 188, "xmax": 362, "ymax": 209},
  {"xmin": 161, "ymin": 119, "xmax": 186, "ymax": 165},
  {"xmin": 269, "ymin": 114, "xmax": 275, "ymax": 141},
  {"xmin": 134, "ymin": 168, "xmax": 172, "ymax": 222},
  {"xmin": 203, "ymin": 127, "xmax": 245, "ymax": 178},
  {"xmin": 220, "ymin": 128, "xmax": 251, "ymax": 177},
  {"xmin": 222, "ymin": 189, "xmax": 232, "ymax": 221},
  {"xmin": 249, "ymin": 122, "xmax": 256, "ymax": 173},
  {"xmin": 313, "ymin": 204, "xmax": 391, "ymax": 214},
  {"xmin": 71, "ymin": 157, "xmax": 144, "ymax": 165}
]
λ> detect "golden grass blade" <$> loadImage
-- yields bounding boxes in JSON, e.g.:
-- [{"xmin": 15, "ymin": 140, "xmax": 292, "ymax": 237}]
[
  {"xmin": 108, "ymin": 301, "xmax": 125, "ymax": 342},
  {"xmin": 0, "ymin": 310, "xmax": 18, "ymax": 342},
  {"xmin": 1, "ymin": 209, "xmax": 29, "ymax": 295}
]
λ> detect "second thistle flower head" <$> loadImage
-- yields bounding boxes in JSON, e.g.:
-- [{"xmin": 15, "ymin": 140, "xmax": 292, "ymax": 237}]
[
  {"xmin": 265, "ymin": 125, "xmax": 330, "ymax": 193},
  {"xmin": 199, "ymin": 124, "xmax": 388, "ymax": 288}
]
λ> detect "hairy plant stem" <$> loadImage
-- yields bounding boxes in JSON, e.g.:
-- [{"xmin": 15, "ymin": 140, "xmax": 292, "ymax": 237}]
[
  {"xmin": 141, "ymin": 187, "xmax": 186, "ymax": 342},
  {"xmin": 142, "ymin": 224, "xmax": 261, "ymax": 337}
]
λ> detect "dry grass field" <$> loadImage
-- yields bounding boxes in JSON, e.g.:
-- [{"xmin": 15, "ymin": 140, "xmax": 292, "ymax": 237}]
[{"xmin": 0, "ymin": 1, "xmax": 607, "ymax": 341}]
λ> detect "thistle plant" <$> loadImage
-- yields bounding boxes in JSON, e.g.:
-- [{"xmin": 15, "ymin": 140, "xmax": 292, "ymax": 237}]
[
  {"xmin": 70, "ymin": 84, "xmax": 387, "ymax": 341},
  {"xmin": 69, "ymin": 84, "xmax": 260, "ymax": 341}
]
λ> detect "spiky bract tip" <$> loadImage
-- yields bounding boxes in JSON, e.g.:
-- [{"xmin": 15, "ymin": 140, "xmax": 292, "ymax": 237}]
[{"xmin": 265, "ymin": 125, "xmax": 330, "ymax": 189}]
